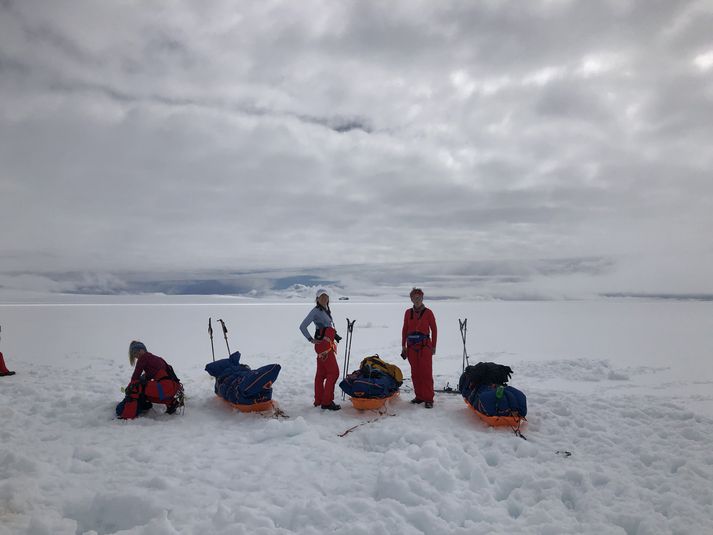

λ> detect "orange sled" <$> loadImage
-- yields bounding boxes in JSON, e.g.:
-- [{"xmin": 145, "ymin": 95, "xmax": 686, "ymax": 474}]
[
  {"xmin": 219, "ymin": 396, "xmax": 274, "ymax": 413},
  {"xmin": 465, "ymin": 399, "xmax": 525, "ymax": 428},
  {"xmin": 350, "ymin": 392, "xmax": 398, "ymax": 410}
]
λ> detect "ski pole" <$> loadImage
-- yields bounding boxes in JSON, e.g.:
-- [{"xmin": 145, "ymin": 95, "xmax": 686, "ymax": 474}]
[
  {"xmin": 341, "ymin": 320, "xmax": 349, "ymax": 399},
  {"xmin": 217, "ymin": 318, "xmax": 231, "ymax": 356},
  {"xmin": 459, "ymin": 318, "xmax": 469, "ymax": 372},
  {"xmin": 345, "ymin": 319, "xmax": 355, "ymax": 373},
  {"xmin": 208, "ymin": 317, "xmax": 215, "ymax": 362},
  {"xmin": 341, "ymin": 319, "xmax": 356, "ymax": 400}
]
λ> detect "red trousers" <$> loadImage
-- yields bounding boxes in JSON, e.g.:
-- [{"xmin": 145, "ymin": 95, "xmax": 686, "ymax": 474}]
[
  {"xmin": 407, "ymin": 343, "xmax": 434, "ymax": 403},
  {"xmin": 0, "ymin": 352, "xmax": 12, "ymax": 374},
  {"xmin": 314, "ymin": 340, "xmax": 339, "ymax": 406}
]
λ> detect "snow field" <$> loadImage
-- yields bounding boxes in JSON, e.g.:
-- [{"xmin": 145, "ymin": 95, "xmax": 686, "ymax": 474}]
[{"xmin": 1, "ymin": 300, "xmax": 712, "ymax": 534}]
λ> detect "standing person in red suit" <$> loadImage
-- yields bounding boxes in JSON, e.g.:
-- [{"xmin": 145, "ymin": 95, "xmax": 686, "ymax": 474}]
[
  {"xmin": 401, "ymin": 288, "xmax": 437, "ymax": 408},
  {"xmin": 299, "ymin": 289, "xmax": 341, "ymax": 410},
  {"xmin": 0, "ymin": 325, "xmax": 15, "ymax": 376}
]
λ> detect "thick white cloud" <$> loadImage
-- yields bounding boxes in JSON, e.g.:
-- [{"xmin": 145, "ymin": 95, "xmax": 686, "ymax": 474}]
[{"xmin": 1, "ymin": 0, "xmax": 712, "ymax": 295}]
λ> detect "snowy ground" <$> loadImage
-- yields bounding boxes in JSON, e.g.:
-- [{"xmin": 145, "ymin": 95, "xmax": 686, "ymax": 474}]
[{"xmin": 1, "ymin": 299, "xmax": 712, "ymax": 534}]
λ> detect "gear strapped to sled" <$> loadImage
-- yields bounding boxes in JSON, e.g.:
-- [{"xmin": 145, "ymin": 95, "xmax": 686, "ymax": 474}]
[
  {"xmin": 340, "ymin": 355, "xmax": 403, "ymax": 410},
  {"xmin": 458, "ymin": 362, "xmax": 527, "ymax": 430},
  {"xmin": 360, "ymin": 355, "xmax": 404, "ymax": 385},
  {"xmin": 205, "ymin": 351, "xmax": 281, "ymax": 411}
]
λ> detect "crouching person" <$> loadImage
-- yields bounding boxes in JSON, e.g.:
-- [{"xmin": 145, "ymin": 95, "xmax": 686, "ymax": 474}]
[{"xmin": 116, "ymin": 340, "xmax": 184, "ymax": 420}]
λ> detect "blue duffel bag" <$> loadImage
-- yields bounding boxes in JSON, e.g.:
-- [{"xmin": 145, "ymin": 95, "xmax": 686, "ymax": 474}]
[
  {"xmin": 466, "ymin": 384, "xmax": 527, "ymax": 418},
  {"xmin": 340, "ymin": 369, "xmax": 399, "ymax": 399}
]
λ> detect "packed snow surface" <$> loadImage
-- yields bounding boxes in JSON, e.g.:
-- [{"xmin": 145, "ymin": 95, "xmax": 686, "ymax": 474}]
[{"xmin": 1, "ymin": 299, "xmax": 712, "ymax": 534}]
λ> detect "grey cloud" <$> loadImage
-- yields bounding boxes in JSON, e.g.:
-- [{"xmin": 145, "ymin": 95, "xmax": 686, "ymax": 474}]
[{"xmin": 1, "ymin": 0, "xmax": 711, "ymax": 296}]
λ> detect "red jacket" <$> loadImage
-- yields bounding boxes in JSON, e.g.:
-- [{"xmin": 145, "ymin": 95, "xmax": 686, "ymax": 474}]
[
  {"xmin": 131, "ymin": 352, "xmax": 169, "ymax": 382},
  {"xmin": 402, "ymin": 307, "xmax": 437, "ymax": 351}
]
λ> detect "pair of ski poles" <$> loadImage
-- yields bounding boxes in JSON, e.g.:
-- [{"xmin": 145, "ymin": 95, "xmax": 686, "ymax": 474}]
[
  {"xmin": 208, "ymin": 318, "xmax": 232, "ymax": 361},
  {"xmin": 459, "ymin": 318, "xmax": 470, "ymax": 373},
  {"xmin": 439, "ymin": 318, "xmax": 470, "ymax": 393}
]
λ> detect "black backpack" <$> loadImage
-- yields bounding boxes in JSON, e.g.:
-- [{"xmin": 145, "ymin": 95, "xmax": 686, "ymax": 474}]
[
  {"xmin": 165, "ymin": 364, "xmax": 181, "ymax": 384},
  {"xmin": 459, "ymin": 362, "xmax": 513, "ymax": 393}
]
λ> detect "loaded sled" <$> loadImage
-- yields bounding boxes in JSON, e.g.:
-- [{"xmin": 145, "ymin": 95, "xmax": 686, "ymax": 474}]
[
  {"xmin": 459, "ymin": 362, "xmax": 527, "ymax": 429},
  {"xmin": 205, "ymin": 351, "xmax": 281, "ymax": 413},
  {"xmin": 339, "ymin": 355, "xmax": 402, "ymax": 410}
]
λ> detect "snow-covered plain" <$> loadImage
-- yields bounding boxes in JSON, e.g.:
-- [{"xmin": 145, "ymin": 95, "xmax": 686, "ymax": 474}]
[{"xmin": 1, "ymin": 298, "xmax": 712, "ymax": 534}]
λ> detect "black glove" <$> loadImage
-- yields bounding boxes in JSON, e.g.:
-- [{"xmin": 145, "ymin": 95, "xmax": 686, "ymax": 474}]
[
  {"xmin": 401, "ymin": 349, "xmax": 407, "ymax": 360},
  {"xmin": 335, "ymin": 333, "xmax": 342, "ymax": 343}
]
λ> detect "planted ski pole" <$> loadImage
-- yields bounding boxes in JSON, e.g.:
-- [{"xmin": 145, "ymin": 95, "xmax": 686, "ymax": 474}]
[
  {"xmin": 435, "ymin": 319, "xmax": 470, "ymax": 394},
  {"xmin": 345, "ymin": 318, "xmax": 355, "ymax": 373},
  {"xmin": 217, "ymin": 319, "xmax": 231, "ymax": 356},
  {"xmin": 341, "ymin": 319, "xmax": 356, "ymax": 400},
  {"xmin": 459, "ymin": 318, "xmax": 470, "ymax": 373},
  {"xmin": 209, "ymin": 318, "xmax": 215, "ymax": 362}
]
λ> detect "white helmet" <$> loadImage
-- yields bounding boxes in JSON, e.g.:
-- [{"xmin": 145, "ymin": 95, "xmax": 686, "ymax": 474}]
[{"xmin": 316, "ymin": 288, "xmax": 329, "ymax": 299}]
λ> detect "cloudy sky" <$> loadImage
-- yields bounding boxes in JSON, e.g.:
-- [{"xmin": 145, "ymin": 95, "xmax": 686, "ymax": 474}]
[{"xmin": 1, "ymin": 0, "xmax": 712, "ymax": 297}]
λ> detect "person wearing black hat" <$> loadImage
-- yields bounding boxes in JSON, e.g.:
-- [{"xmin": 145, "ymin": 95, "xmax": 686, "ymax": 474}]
[
  {"xmin": 401, "ymin": 288, "xmax": 437, "ymax": 408},
  {"xmin": 299, "ymin": 289, "xmax": 341, "ymax": 410},
  {"xmin": 116, "ymin": 341, "xmax": 183, "ymax": 419}
]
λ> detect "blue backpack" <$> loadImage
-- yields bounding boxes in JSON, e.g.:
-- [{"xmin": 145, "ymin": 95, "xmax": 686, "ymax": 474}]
[{"xmin": 467, "ymin": 384, "xmax": 527, "ymax": 418}]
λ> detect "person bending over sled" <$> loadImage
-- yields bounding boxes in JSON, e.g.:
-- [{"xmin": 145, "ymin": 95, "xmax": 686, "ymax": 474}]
[
  {"xmin": 401, "ymin": 288, "xmax": 437, "ymax": 409},
  {"xmin": 300, "ymin": 288, "xmax": 342, "ymax": 411},
  {"xmin": 116, "ymin": 341, "xmax": 184, "ymax": 420}
]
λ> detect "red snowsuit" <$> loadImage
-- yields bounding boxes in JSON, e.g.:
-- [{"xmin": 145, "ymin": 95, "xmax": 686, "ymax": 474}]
[
  {"xmin": 314, "ymin": 327, "xmax": 339, "ymax": 406},
  {"xmin": 402, "ymin": 306, "xmax": 437, "ymax": 403},
  {"xmin": 128, "ymin": 352, "xmax": 180, "ymax": 404},
  {"xmin": 118, "ymin": 352, "xmax": 182, "ymax": 419}
]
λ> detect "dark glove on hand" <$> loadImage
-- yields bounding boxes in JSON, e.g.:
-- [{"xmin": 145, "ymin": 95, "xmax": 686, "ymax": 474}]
[
  {"xmin": 335, "ymin": 334, "xmax": 342, "ymax": 343},
  {"xmin": 401, "ymin": 349, "xmax": 407, "ymax": 360}
]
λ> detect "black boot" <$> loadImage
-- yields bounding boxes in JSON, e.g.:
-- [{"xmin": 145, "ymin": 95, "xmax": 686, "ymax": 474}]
[
  {"xmin": 321, "ymin": 402, "xmax": 341, "ymax": 411},
  {"xmin": 424, "ymin": 402, "xmax": 433, "ymax": 409},
  {"xmin": 410, "ymin": 398, "xmax": 423, "ymax": 404}
]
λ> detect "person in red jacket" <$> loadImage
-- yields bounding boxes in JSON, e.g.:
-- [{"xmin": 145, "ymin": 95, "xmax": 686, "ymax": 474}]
[
  {"xmin": 401, "ymin": 288, "xmax": 437, "ymax": 408},
  {"xmin": 116, "ymin": 341, "xmax": 183, "ymax": 419}
]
